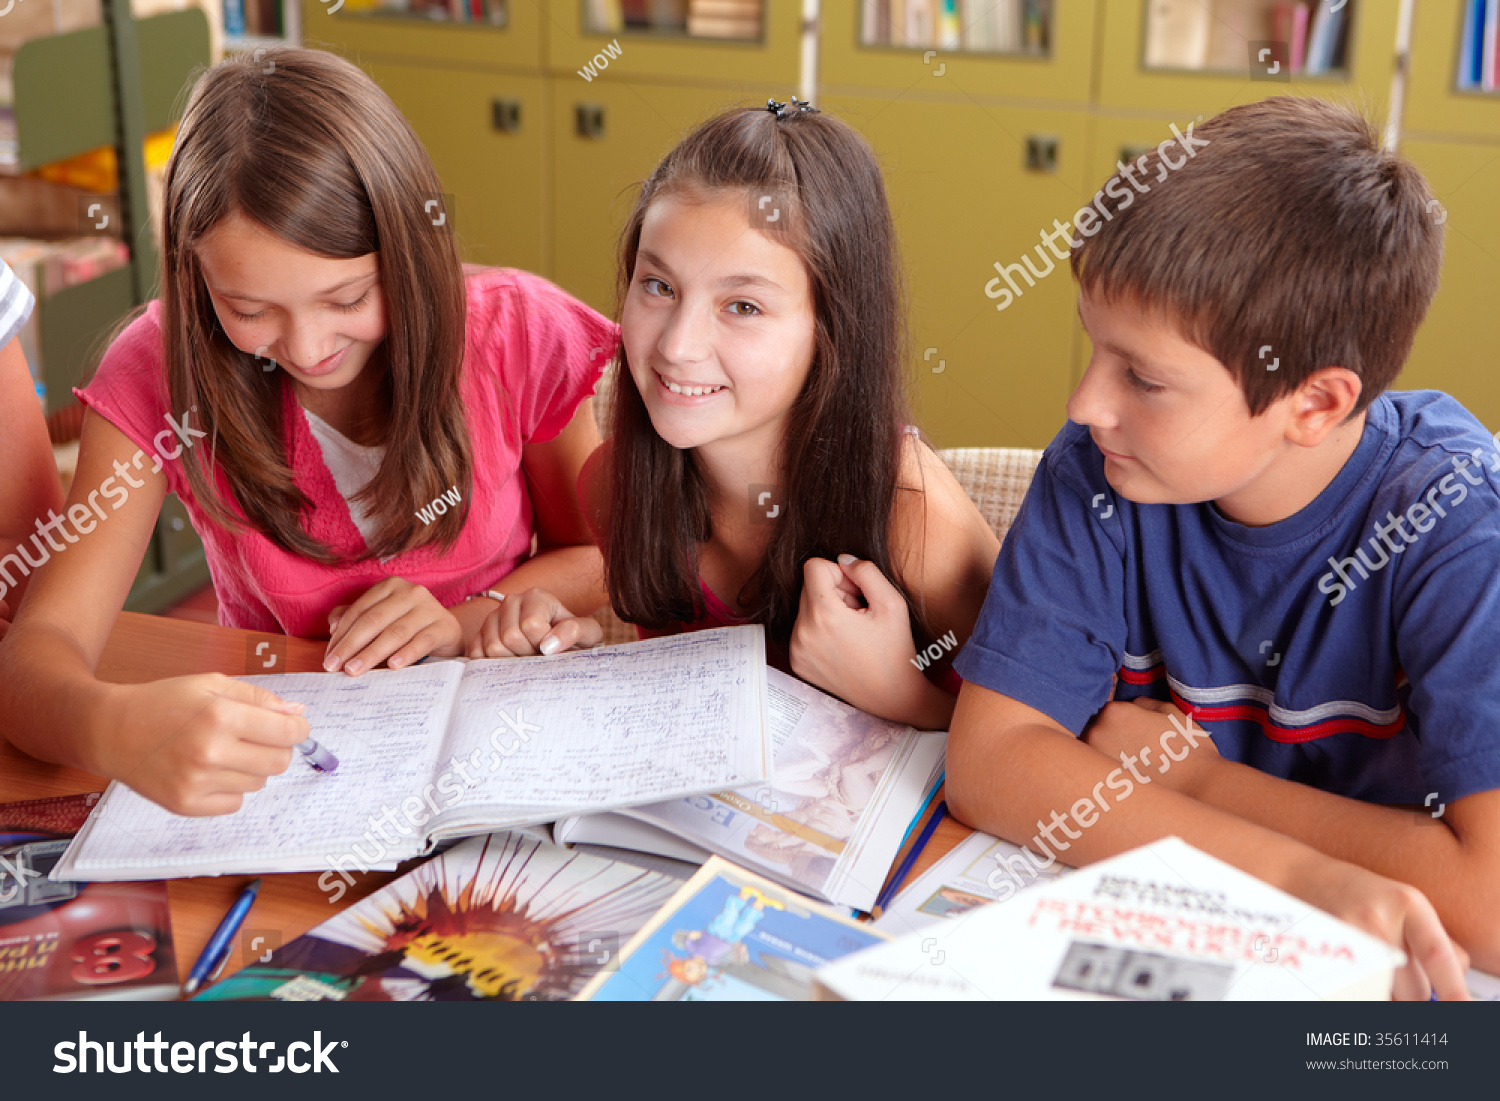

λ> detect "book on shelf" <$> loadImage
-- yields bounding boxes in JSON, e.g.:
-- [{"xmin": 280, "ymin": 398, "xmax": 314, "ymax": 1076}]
[
  {"xmin": 52, "ymin": 627, "xmax": 772, "ymax": 882},
  {"xmin": 960, "ymin": 0, "xmax": 1022, "ymax": 53},
  {"xmin": 1271, "ymin": 2, "xmax": 1311, "ymax": 74},
  {"xmin": 194, "ymin": 832, "xmax": 682, "ymax": 1001},
  {"xmin": 1144, "ymin": 0, "xmax": 1213, "ymax": 69},
  {"xmin": 815, "ymin": 837, "xmax": 1407, "ymax": 1001},
  {"xmin": 1304, "ymin": 0, "xmax": 1350, "ymax": 75},
  {"xmin": 1205, "ymin": 0, "xmax": 1271, "ymax": 70},
  {"xmin": 686, "ymin": 0, "xmax": 758, "ymax": 40},
  {"xmin": 1465, "ymin": 0, "xmax": 1500, "ymax": 90},
  {"xmin": 1, "ymin": 794, "xmax": 178, "ymax": 1001},
  {"xmin": 576, "ymin": 856, "xmax": 887, "ymax": 1000},
  {"xmin": 554, "ymin": 666, "xmax": 945, "ymax": 911}
]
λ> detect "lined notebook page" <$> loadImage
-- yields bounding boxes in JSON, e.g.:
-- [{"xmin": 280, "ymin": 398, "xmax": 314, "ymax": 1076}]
[
  {"xmin": 54, "ymin": 661, "xmax": 465, "ymax": 879},
  {"xmin": 433, "ymin": 627, "xmax": 771, "ymax": 814}
]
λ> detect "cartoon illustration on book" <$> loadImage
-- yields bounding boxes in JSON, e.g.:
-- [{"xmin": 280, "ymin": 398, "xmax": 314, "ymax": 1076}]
[
  {"xmin": 661, "ymin": 884, "xmax": 786, "ymax": 991},
  {"xmin": 194, "ymin": 833, "xmax": 679, "ymax": 1002},
  {"xmin": 739, "ymin": 708, "xmax": 901, "ymax": 883}
]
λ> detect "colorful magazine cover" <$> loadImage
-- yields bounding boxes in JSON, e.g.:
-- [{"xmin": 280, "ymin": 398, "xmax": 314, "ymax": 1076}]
[
  {"xmin": 194, "ymin": 832, "xmax": 680, "ymax": 1001},
  {"xmin": 1, "ymin": 793, "xmax": 177, "ymax": 1000},
  {"xmin": 578, "ymin": 857, "xmax": 887, "ymax": 1001}
]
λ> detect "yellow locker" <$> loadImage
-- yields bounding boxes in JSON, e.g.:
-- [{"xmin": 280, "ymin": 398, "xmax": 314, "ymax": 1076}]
[
  {"xmin": 824, "ymin": 94, "xmax": 1092, "ymax": 450},
  {"xmin": 351, "ymin": 61, "xmax": 550, "ymax": 272},
  {"xmin": 549, "ymin": 77, "xmax": 782, "ymax": 315},
  {"xmin": 1401, "ymin": 142, "xmax": 1500, "ymax": 431}
]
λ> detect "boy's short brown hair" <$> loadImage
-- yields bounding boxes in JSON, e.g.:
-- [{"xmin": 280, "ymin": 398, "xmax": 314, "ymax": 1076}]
[{"xmin": 1070, "ymin": 97, "xmax": 1443, "ymax": 416}]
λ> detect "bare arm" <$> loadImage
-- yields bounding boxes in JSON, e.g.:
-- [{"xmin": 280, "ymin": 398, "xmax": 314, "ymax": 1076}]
[
  {"xmin": 0, "ymin": 336, "xmax": 64, "ymax": 615},
  {"xmin": 0, "ymin": 409, "xmax": 307, "ymax": 814},
  {"xmin": 948, "ymin": 682, "xmax": 1473, "ymax": 998},
  {"xmin": 461, "ymin": 402, "xmax": 609, "ymax": 659}
]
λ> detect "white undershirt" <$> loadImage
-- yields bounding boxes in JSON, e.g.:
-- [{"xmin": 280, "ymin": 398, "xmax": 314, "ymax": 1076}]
[{"xmin": 302, "ymin": 407, "xmax": 387, "ymax": 551}]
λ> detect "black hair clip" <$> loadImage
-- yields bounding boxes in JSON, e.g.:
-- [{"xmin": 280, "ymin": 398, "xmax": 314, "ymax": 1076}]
[{"xmin": 766, "ymin": 96, "xmax": 818, "ymax": 120}]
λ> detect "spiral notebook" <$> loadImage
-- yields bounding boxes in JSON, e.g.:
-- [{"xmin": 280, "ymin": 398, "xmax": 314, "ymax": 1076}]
[{"xmin": 51, "ymin": 627, "xmax": 771, "ymax": 881}]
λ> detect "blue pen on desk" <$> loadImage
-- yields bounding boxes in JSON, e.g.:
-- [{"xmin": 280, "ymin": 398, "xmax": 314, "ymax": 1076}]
[
  {"xmin": 183, "ymin": 877, "xmax": 261, "ymax": 996},
  {"xmin": 297, "ymin": 737, "xmax": 339, "ymax": 772}
]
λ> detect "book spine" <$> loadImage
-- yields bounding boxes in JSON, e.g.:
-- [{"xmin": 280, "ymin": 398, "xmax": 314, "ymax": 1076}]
[{"xmin": 222, "ymin": 0, "xmax": 245, "ymax": 37}]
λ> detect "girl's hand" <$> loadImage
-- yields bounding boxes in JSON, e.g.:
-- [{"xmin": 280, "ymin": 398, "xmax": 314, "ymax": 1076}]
[
  {"xmin": 466, "ymin": 587, "xmax": 603, "ymax": 658},
  {"xmin": 96, "ymin": 675, "xmax": 309, "ymax": 817},
  {"xmin": 791, "ymin": 555, "xmax": 950, "ymax": 727},
  {"xmin": 1287, "ymin": 858, "xmax": 1471, "ymax": 1000},
  {"xmin": 325, "ymin": 578, "xmax": 463, "ymax": 675},
  {"xmin": 1084, "ymin": 697, "xmax": 1222, "ymax": 797}
]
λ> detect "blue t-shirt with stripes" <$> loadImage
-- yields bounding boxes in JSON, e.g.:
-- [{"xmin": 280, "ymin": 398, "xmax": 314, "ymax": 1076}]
[
  {"xmin": 954, "ymin": 390, "xmax": 1500, "ymax": 807},
  {"xmin": 0, "ymin": 259, "xmax": 35, "ymax": 351}
]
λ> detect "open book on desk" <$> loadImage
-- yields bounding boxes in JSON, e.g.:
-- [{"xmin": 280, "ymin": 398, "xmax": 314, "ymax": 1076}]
[
  {"xmin": 553, "ymin": 667, "xmax": 946, "ymax": 911},
  {"xmin": 52, "ymin": 627, "xmax": 771, "ymax": 882}
]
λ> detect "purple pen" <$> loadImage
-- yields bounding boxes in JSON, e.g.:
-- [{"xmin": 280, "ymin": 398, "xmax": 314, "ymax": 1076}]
[{"xmin": 297, "ymin": 738, "xmax": 339, "ymax": 772}]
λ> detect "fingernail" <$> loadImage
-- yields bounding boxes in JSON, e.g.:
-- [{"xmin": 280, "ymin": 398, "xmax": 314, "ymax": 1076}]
[
  {"xmin": 389, "ymin": 655, "xmax": 405, "ymax": 668},
  {"xmin": 838, "ymin": 554, "xmax": 857, "ymax": 566},
  {"xmin": 540, "ymin": 636, "xmax": 561, "ymax": 656},
  {"xmin": 345, "ymin": 659, "xmax": 362, "ymax": 674},
  {"xmin": 324, "ymin": 655, "xmax": 340, "ymax": 672},
  {"xmin": 280, "ymin": 701, "xmax": 305, "ymax": 713}
]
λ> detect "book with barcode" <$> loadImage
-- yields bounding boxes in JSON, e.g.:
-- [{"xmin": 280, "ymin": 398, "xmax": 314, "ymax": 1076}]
[{"xmin": 815, "ymin": 837, "xmax": 1405, "ymax": 1001}]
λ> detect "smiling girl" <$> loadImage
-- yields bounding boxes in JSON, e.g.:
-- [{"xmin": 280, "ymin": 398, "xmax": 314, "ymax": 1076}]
[
  {"xmin": 0, "ymin": 48, "xmax": 612, "ymax": 815},
  {"xmin": 478, "ymin": 102, "xmax": 1000, "ymax": 728}
]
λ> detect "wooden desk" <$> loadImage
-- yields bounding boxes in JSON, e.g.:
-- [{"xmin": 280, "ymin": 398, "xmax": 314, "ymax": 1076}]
[
  {"xmin": 0, "ymin": 612, "xmax": 404, "ymax": 989},
  {"xmin": 0, "ymin": 611, "xmax": 970, "ymax": 994}
]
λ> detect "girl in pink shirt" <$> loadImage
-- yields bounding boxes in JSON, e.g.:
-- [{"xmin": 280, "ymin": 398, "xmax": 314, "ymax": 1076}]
[
  {"xmin": 0, "ymin": 48, "xmax": 611, "ymax": 816},
  {"xmin": 561, "ymin": 102, "xmax": 1001, "ymax": 730}
]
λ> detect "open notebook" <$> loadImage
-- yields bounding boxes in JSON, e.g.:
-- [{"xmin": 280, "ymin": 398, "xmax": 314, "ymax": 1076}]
[{"xmin": 51, "ymin": 627, "xmax": 771, "ymax": 881}]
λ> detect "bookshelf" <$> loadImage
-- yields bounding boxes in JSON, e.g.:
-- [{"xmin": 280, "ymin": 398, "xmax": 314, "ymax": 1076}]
[
  {"xmin": 1397, "ymin": 0, "xmax": 1500, "ymax": 432},
  {"xmin": 222, "ymin": 0, "xmax": 302, "ymax": 52},
  {"xmin": 1095, "ymin": 0, "xmax": 1401, "ymax": 112},
  {"xmin": 11, "ymin": 5, "xmax": 214, "ymax": 612}
]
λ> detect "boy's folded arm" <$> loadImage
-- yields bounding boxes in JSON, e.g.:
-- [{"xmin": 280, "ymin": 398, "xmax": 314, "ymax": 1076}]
[
  {"xmin": 948, "ymin": 682, "xmax": 1339, "ymax": 888},
  {"xmin": 1187, "ymin": 758, "xmax": 1500, "ymax": 970},
  {"xmin": 946, "ymin": 681, "xmax": 1473, "ymax": 998}
]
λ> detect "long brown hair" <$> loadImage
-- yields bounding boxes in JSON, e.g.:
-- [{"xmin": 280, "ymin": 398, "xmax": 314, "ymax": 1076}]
[
  {"xmin": 159, "ymin": 46, "xmax": 470, "ymax": 560},
  {"xmin": 605, "ymin": 104, "xmax": 924, "ymax": 643}
]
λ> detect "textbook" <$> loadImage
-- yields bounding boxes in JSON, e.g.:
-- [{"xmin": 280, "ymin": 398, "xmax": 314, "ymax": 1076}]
[
  {"xmin": 815, "ymin": 837, "xmax": 1406, "ymax": 1001},
  {"xmin": 553, "ymin": 667, "xmax": 946, "ymax": 911},
  {"xmin": 874, "ymin": 827, "xmax": 1070, "ymax": 935},
  {"xmin": 52, "ymin": 627, "xmax": 772, "ymax": 882},
  {"xmin": 1, "ymin": 794, "xmax": 178, "ymax": 1000},
  {"xmin": 194, "ymin": 832, "xmax": 682, "ymax": 1001},
  {"xmin": 576, "ymin": 856, "xmax": 887, "ymax": 1001}
]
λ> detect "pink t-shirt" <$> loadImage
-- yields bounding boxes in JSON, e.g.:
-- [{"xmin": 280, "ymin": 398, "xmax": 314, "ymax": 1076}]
[{"xmin": 77, "ymin": 267, "xmax": 616, "ymax": 638}]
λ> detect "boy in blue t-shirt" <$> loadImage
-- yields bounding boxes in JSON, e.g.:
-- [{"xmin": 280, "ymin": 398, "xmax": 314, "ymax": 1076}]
[{"xmin": 950, "ymin": 97, "xmax": 1493, "ymax": 998}]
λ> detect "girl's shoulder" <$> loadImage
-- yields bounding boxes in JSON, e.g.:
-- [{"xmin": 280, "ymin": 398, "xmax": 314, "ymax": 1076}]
[
  {"xmin": 892, "ymin": 430, "xmax": 1001, "ymax": 558},
  {"xmin": 75, "ymin": 300, "xmax": 169, "ymax": 417}
]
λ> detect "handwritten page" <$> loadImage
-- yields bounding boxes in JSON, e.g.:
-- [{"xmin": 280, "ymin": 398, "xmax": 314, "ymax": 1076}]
[
  {"xmin": 431, "ymin": 627, "xmax": 771, "ymax": 818},
  {"xmin": 53, "ymin": 662, "xmax": 464, "ymax": 880}
]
